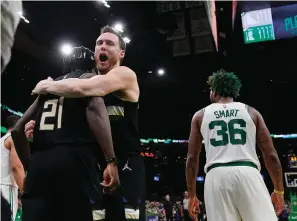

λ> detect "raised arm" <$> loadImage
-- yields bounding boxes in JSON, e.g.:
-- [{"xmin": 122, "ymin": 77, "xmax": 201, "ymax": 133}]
[
  {"xmin": 32, "ymin": 66, "xmax": 136, "ymax": 98},
  {"xmin": 11, "ymin": 97, "xmax": 42, "ymax": 169}
]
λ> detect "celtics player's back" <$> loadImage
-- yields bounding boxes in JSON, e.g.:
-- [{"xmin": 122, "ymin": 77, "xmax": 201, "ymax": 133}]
[{"xmin": 200, "ymin": 102, "xmax": 261, "ymax": 173}]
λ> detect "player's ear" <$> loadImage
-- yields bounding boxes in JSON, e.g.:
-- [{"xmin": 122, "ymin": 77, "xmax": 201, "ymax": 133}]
[{"xmin": 119, "ymin": 50, "xmax": 125, "ymax": 59}]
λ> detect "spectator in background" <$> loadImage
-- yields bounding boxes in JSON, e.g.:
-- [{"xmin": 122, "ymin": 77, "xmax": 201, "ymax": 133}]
[
  {"xmin": 164, "ymin": 195, "xmax": 173, "ymax": 221},
  {"xmin": 1, "ymin": 0, "xmax": 22, "ymax": 73},
  {"xmin": 181, "ymin": 191, "xmax": 191, "ymax": 221}
]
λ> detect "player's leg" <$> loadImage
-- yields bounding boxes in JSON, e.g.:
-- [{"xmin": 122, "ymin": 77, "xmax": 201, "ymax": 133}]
[
  {"xmin": 204, "ymin": 167, "xmax": 241, "ymax": 221},
  {"xmin": 50, "ymin": 146, "xmax": 102, "ymax": 221},
  {"xmin": 104, "ymin": 155, "xmax": 146, "ymax": 221},
  {"xmin": 22, "ymin": 151, "xmax": 52, "ymax": 221},
  {"xmin": 235, "ymin": 167, "xmax": 278, "ymax": 221}
]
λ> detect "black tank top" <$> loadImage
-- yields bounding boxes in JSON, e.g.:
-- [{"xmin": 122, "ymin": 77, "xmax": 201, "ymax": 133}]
[
  {"xmin": 103, "ymin": 93, "xmax": 140, "ymax": 157},
  {"xmin": 32, "ymin": 70, "xmax": 97, "ymax": 152}
]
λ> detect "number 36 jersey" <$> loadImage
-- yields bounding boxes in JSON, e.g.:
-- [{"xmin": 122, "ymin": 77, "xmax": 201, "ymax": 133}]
[
  {"xmin": 200, "ymin": 102, "xmax": 261, "ymax": 173},
  {"xmin": 31, "ymin": 71, "xmax": 97, "ymax": 152}
]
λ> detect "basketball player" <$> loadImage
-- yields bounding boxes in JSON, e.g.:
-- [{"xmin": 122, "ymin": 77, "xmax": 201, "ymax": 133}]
[
  {"xmin": 186, "ymin": 70, "xmax": 284, "ymax": 221},
  {"xmin": 30, "ymin": 25, "xmax": 145, "ymax": 221},
  {"xmin": 12, "ymin": 46, "xmax": 119, "ymax": 221},
  {"xmin": 1, "ymin": 115, "xmax": 25, "ymax": 221}
]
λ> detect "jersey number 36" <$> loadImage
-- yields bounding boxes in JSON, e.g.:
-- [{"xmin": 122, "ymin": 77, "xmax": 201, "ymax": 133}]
[{"xmin": 209, "ymin": 119, "xmax": 247, "ymax": 147}]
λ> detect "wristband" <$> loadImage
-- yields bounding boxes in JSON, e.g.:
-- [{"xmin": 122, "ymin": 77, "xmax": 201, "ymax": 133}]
[
  {"xmin": 106, "ymin": 157, "xmax": 117, "ymax": 164},
  {"xmin": 274, "ymin": 189, "xmax": 284, "ymax": 195}
]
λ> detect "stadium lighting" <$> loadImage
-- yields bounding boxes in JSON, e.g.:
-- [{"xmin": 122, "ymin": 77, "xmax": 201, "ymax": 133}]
[
  {"xmin": 113, "ymin": 23, "xmax": 124, "ymax": 33},
  {"xmin": 97, "ymin": 0, "xmax": 110, "ymax": 8},
  {"xmin": 123, "ymin": 37, "xmax": 131, "ymax": 44},
  {"xmin": 17, "ymin": 11, "xmax": 30, "ymax": 23},
  {"xmin": 60, "ymin": 44, "xmax": 73, "ymax": 55},
  {"xmin": 157, "ymin": 69, "xmax": 165, "ymax": 76}
]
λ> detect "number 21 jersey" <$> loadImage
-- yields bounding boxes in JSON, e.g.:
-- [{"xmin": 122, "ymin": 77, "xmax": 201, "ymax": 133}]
[
  {"xmin": 200, "ymin": 102, "xmax": 261, "ymax": 173},
  {"xmin": 32, "ymin": 71, "xmax": 97, "ymax": 152}
]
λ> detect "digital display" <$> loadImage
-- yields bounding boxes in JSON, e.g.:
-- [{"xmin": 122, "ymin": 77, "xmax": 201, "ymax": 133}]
[{"xmin": 241, "ymin": 4, "xmax": 297, "ymax": 44}]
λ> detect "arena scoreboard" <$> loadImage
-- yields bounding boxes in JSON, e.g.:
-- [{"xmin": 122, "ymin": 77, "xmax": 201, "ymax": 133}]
[{"xmin": 241, "ymin": 3, "xmax": 297, "ymax": 44}]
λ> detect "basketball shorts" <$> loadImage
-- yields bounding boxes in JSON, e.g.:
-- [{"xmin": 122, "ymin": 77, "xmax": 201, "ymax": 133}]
[
  {"xmin": 22, "ymin": 145, "xmax": 102, "ymax": 221},
  {"xmin": 92, "ymin": 155, "xmax": 146, "ymax": 221},
  {"xmin": 204, "ymin": 166, "xmax": 278, "ymax": 221},
  {"xmin": 1, "ymin": 187, "xmax": 17, "ymax": 221}
]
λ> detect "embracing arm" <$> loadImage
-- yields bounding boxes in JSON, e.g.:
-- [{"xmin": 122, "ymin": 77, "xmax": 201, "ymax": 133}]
[
  {"xmin": 11, "ymin": 97, "xmax": 42, "ymax": 169},
  {"xmin": 45, "ymin": 66, "xmax": 136, "ymax": 98},
  {"xmin": 186, "ymin": 110, "xmax": 203, "ymax": 197}
]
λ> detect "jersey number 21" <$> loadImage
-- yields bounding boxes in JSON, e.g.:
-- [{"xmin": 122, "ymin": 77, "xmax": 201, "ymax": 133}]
[{"xmin": 39, "ymin": 97, "xmax": 64, "ymax": 130}]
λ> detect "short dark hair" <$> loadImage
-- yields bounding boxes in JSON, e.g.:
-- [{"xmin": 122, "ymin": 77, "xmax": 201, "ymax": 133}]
[
  {"xmin": 63, "ymin": 46, "xmax": 95, "ymax": 73},
  {"xmin": 5, "ymin": 115, "xmax": 20, "ymax": 129},
  {"xmin": 100, "ymin": 25, "xmax": 126, "ymax": 51},
  {"xmin": 207, "ymin": 69, "xmax": 242, "ymax": 99}
]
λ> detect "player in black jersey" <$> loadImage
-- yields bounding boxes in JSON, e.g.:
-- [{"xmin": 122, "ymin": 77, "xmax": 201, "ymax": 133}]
[
  {"xmin": 12, "ymin": 46, "xmax": 119, "ymax": 221},
  {"xmin": 30, "ymin": 26, "xmax": 145, "ymax": 221}
]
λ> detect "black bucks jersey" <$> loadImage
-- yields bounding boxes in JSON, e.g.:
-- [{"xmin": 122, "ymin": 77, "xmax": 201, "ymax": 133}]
[{"xmin": 31, "ymin": 70, "xmax": 97, "ymax": 152}]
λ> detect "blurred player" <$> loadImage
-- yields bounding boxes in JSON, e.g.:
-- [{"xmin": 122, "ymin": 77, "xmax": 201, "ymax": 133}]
[
  {"xmin": 1, "ymin": 115, "xmax": 25, "ymax": 221},
  {"xmin": 186, "ymin": 70, "xmax": 284, "ymax": 221},
  {"xmin": 1, "ymin": 0, "xmax": 22, "ymax": 73},
  {"xmin": 12, "ymin": 46, "xmax": 119, "ymax": 221}
]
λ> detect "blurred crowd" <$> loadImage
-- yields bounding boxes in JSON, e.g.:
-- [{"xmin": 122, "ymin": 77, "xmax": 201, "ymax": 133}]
[{"xmin": 145, "ymin": 192, "xmax": 206, "ymax": 221}]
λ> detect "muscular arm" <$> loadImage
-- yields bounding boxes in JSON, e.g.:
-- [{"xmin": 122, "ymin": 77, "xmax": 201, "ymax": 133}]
[
  {"xmin": 7, "ymin": 138, "xmax": 25, "ymax": 192},
  {"xmin": 86, "ymin": 96, "xmax": 115, "ymax": 160},
  {"xmin": 45, "ymin": 66, "xmax": 136, "ymax": 98},
  {"xmin": 11, "ymin": 97, "xmax": 42, "ymax": 169},
  {"xmin": 79, "ymin": 72, "xmax": 115, "ymax": 160},
  {"xmin": 186, "ymin": 110, "xmax": 203, "ymax": 197},
  {"xmin": 250, "ymin": 107, "xmax": 283, "ymax": 191}
]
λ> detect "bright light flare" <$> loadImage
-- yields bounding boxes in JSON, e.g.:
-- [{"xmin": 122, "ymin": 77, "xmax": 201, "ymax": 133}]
[
  {"xmin": 113, "ymin": 23, "xmax": 124, "ymax": 33},
  {"xmin": 123, "ymin": 37, "xmax": 131, "ymax": 44},
  {"xmin": 17, "ymin": 11, "xmax": 30, "ymax": 23},
  {"xmin": 157, "ymin": 69, "xmax": 165, "ymax": 76},
  {"xmin": 60, "ymin": 44, "xmax": 73, "ymax": 55}
]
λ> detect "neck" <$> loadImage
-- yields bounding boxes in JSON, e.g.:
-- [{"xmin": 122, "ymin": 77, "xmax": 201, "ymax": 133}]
[
  {"xmin": 97, "ymin": 61, "xmax": 120, "ymax": 75},
  {"xmin": 7, "ymin": 129, "xmax": 12, "ymax": 133},
  {"xmin": 217, "ymin": 97, "xmax": 234, "ymax": 103}
]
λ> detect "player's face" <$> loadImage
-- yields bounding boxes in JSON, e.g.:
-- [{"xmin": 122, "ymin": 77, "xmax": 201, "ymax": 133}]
[{"xmin": 95, "ymin": 32, "xmax": 125, "ymax": 73}]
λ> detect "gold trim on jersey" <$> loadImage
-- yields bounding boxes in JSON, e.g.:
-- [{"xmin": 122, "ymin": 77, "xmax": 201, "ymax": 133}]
[{"xmin": 107, "ymin": 106, "xmax": 124, "ymax": 116}]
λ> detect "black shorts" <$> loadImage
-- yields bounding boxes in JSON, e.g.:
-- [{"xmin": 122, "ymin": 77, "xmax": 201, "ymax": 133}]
[
  {"xmin": 22, "ymin": 145, "xmax": 102, "ymax": 221},
  {"xmin": 93, "ymin": 155, "xmax": 146, "ymax": 221},
  {"xmin": 1, "ymin": 194, "xmax": 12, "ymax": 221}
]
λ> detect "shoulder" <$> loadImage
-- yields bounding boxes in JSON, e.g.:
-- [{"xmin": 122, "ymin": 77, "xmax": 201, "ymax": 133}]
[
  {"xmin": 192, "ymin": 109, "xmax": 205, "ymax": 125},
  {"xmin": 244, "ymin": 104, "xmax": 263, "ymax": 126},
  {"xmin": 3, "ymin": 135, "xmax": 12, "ymax": 150},
  {"xmin": 111, "ymin": 66, "xmax": 136, "ymax": 79}
]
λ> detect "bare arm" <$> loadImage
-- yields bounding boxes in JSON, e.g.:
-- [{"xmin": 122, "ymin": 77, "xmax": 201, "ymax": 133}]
[
  {"xmin": 186, "ymin": 110, "xmax": 203, "ymax": 197},
  {"xmin": 44, "ymin": 66, "xmax": 136, "ymax": 98},
  {"xmin": 11, "ymin": 97, "xmax": 42, "ymax": 169},
  {"xmin": 7, "ymin": 138, "xmax": 25, "ymax": 192},
  {"xmin": 250, "ymin": 107, "xmax": 283, "ymax": 191},
  {"xmin": 86, "ymin": 96, "xmax": 115, "ymax": 160}
]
